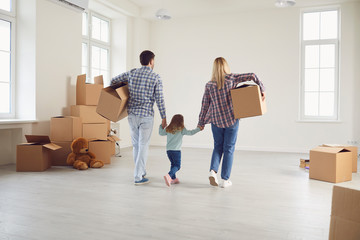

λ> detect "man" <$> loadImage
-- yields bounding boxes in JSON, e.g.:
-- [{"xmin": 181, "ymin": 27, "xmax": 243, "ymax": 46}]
[{"xmin": 111, "ymin": 50, "xmax": 167, "ymax": 185}]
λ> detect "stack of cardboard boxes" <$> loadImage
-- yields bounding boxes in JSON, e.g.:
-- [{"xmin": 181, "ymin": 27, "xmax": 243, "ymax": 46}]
[
  {"xmin": 16, "ymin": 74, "xmax": 120, "ymax": 172},
  {"xmin": 50, "ymin": 74, "xmax": 118, "ymax": 165}
]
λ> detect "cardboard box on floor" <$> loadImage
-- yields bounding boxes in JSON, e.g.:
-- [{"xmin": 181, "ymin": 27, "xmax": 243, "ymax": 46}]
[
  {"xmin": 230, "ymin": 82, "xmax": 266, "ymax": 119},
  {"xmin": 71, "ymin": 105, "xmax": 109, "ymax": 124},
  {"xmin": 321, "ymin": 144, "xmax": 358, "ymax": 173},
  {"xmin": 83, "ymin": 123, "xmax": 108, "ymax": 140},
  {"xmin": 89, "ymin": 136, "xmax": 120, "ymax": 164},
  {"xmin": 329, "ymin": 186, "xmax": 360, "ymax": 240},
  {"xmin": 76, "ymin": 74, "xmax": 103, "ymax": 106},
  {"xmin": 309, "ymin": 147, "xmax": 352, "ymax": 183},
  {"xmin": 16, "ymin": 135, "xmax": 62, "ymax": 172},
  {"xmin": 50, "ymin": 116, "xmax": 82, "ymax": 142},
  {"xmin": 96, "ymin": 82, "xmax": 129, "ymax": 122},
  {"xmin": 50, "ymin": 141, "xmax": 72, "ymax": 166}
]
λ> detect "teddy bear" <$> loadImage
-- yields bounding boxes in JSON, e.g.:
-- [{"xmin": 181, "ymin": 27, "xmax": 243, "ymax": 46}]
[{"xmin": 66, "ymin": 137, "xmax": 104, "ymax": 170}]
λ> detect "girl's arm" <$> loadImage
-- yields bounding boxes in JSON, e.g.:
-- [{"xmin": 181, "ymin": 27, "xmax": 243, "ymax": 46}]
[
  {"xmin": 198, "ymin": 85, "xmax": 210, "ymax": 127},
  {"xmin": 159, "ymin": 124, "xmax": 167, "ymax": 136},
  {"xmin": 231, "ymin": 73, "xmax": 265, "ymax": 93},
  {"xmin": 182, "ymin": 127, "xmax": 201, "ymax": 136}
]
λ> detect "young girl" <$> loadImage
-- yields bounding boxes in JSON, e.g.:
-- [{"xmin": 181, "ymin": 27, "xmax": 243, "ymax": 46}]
[{"xmin": 159, "ymin": 114, "xmax": 201, "ymax": 186}]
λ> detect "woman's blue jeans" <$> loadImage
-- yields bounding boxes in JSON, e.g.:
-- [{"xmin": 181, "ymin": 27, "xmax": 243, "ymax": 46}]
[
  {"xmin": 167, "ymin": 150, "xmax": 181, "ymax": 179},
  {"xmin": 210, "ymin": 120, "xmax": 239, "ymax": 180}
]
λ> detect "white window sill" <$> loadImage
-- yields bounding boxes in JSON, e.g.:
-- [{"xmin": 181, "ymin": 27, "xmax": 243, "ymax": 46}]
[{"xmin": 0, "ymin": 119, "xmax": 38, "ymax": 125}]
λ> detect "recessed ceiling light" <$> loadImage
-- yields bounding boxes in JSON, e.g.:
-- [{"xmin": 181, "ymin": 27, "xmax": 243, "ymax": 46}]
[
  {"xmin": 155, "ymin": 8, "xmax": 171, "ymax": 20},
  {"xmin": 275, "ymin": 0, "xmax": 296, "ymax": 7}
]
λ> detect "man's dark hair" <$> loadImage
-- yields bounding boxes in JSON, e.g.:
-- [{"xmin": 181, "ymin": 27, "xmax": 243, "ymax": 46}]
[{"xmin": 140, "ymin": 50, "xmax": 155, "ymax": 66}]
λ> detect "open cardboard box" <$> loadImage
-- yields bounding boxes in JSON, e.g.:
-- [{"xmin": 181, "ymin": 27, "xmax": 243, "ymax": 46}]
[
  {"xmin": 309, "ymin": 146, "xmax": 352, "ymax": 183},
  {"xmin": 321, "ymin": 144, "xmax": 358, "ymax": 173},
  {"xmin": 76, "ymin": 74, "xmax": 103, "ymax": 106},
  {"xmin": 230, "ymin": 82, "xmax": 266, "ymax": 119},
  {"xmin": 17, "ymin": 135, "xmax": 62, "ymax": 172},
  {"xmin": 329, "ymin": 186, "xmax": 360, "ymax": 240},
  {"xmin": 88, "ymin": 135, "xmax": 120, "ymax": 164},
  {"xmin": 96, "ymin": 82, "xmax": 129, "ymax": 122}
]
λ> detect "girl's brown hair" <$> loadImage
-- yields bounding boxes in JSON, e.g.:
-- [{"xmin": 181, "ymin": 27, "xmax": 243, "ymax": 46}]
[
  {"xmin": 211, "ymin": 57, "xmax": 230, "ymax": 90},
  {"xmin": 166, "ymin": 114, "xmax": 185, "ymax": 134}
]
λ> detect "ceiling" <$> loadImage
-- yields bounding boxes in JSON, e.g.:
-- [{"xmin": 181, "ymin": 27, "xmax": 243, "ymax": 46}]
[{"xmin": 94, "ymin": 0, "xmax": 360, "ymax": 20}]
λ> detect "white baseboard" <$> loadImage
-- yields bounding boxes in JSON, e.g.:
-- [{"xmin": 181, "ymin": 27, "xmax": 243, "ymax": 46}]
[{"xmin": 149, "ymin": 142, "xmax": 309, "ymax": 154}]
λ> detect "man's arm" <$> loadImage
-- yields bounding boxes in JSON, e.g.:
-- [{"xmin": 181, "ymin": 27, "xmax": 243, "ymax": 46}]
[
  {"xmin": 154, "ymin": 76, "xmax": 167, "ymax": 127},
  {"xmin": 110, "ymin": 71, "xmax": 130, "ymax": 86}
]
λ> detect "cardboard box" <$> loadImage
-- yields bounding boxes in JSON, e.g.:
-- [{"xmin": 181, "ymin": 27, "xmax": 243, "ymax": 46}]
[
  {"xmin": 96, "ymin": 82, "xmax": 129, "ymax": 122},
  {"xmin": 230, "ymin": 83, "xmax": 266, "ymax": 119},
  {"xmin": 309, "ymin": 147, "xmax": 352, "ymax": 183},
  {"xmin": 16, "ymin": 135, "xmax": 61, "ymax": 172},
  {"xmin": 71, "ymin": 105, "xmax": 108, "ymax": 123},
  {"xmin": 83, "ymin": 123, "xmax": 108, "ymax": 140},
  {"xmin": 76, "ymin": 74, "xmax": 103, "ymax": 106},
  {"xmin": 322, "ymin": 144, "xmax": 358, "ymax": 173},
  {"xmin": 89, "ymin": 140, "xmax": 112, "ymax": 164},
  {"xmin": 329, "ymin": 186, "xmax": 360, "ymax": 240},
  {"xmin": 50, "ymin": 141, "xmax": 72, "ymax": 166},
  {"xmin": 50, "ymin": 116, "xmax": 82, "ymax": 141}
]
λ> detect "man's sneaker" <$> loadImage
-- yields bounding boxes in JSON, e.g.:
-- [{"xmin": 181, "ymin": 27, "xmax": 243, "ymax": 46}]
[
  {"xmin": 209, "ymin": 170, "xmax": 218, "ymax": 186},
  {"xmin": 134, "ymin": 178, "xmax": 150, "ymax": 185},
  {"xmin": 171, "ymin": 178, "xmax": 180, "ymax": 184},
  {"xmin": 164, "ymin": 174, "xmax": 172, "ymax": 187},
  {"xmin": 220, "ymin": 179, "xmax": 232, "ymax": 188}
]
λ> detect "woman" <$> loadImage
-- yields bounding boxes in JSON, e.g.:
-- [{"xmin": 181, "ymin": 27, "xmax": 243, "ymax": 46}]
[{"xmin": 198, "ymin": 57, "xmax": 265, "ymax": 188}]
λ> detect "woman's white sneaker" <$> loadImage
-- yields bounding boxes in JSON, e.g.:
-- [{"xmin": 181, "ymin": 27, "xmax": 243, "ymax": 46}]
[
  {"xmin": 220, "ymin": 179, "xmax": 232, "ymax": 188},
  {"xmin": 209, "ymin": 170, "xmax": 218, "ymax": 186}
]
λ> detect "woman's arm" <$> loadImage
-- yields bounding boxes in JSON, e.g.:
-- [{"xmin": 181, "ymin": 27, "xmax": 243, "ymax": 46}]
[
  {"xmin": 231, "ymin": 73, "xmax": 265, "ymax": 93},
  {"xmin": 182, "ymin": 127, "xmax": 201, "ymax": 136},
  {"xmin": 198, "ymin": 85, "xmax": 210, "ymax": 128}
]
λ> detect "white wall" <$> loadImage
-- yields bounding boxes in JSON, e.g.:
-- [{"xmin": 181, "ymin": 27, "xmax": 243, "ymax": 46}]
[
  {"xmin": 32, "ymin": 0, "xmax": 82, "ymax": 134},
  {"xmin": 0, "ymin": 0, "xmax": 82, "ymax": 165},
  {"xmin": 149, "ymin": 2, "xmax": 360, "ymax": 153}
]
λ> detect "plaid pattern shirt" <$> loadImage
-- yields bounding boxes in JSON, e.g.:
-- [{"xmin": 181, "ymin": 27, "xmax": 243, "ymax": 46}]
[
  {"xmin": 198, "ymin": 73, "xmax": 265, "ymax": 128},
  {"xmin": 111, "ymin": 66, "xmax": 166, "ymax": 119}
]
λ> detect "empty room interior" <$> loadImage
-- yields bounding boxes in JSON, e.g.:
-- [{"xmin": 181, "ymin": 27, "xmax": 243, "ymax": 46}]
[{"xmin": 0, "ymin": 0, "xmax": 360, "ymax": 239}]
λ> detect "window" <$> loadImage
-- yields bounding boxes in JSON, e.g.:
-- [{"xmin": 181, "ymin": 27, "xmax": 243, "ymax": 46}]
[
  {"xmin": 0, "ymin": 0, "xmax": 15, "ymax": 118},
  {"xmin": 300, "ymin": 9, "xmax": 339, "ymax": 121},
  {"xmin": 82, "ymin": 11, "xmax": 110, "ymax": 85}
]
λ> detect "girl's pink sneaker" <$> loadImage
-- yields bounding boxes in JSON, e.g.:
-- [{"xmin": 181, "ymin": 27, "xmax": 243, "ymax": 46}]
[
  {"xmin": 164, "ymin": 174, "xmax": 172, "ymax": 187},
  {"xmin": 171, "ymin": 178, "xmax": 180, "ymax": 184}
]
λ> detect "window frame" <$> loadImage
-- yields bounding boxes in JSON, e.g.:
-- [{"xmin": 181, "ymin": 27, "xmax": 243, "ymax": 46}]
[
  {"xmin": 299, "ymin": 7, "xmax": 341, "ymax": 122},
  {"xmin": 0, "ymin": 0, "xmax": 16, "ymax": 119},
  {"xmin": 82, "ymin": 10, "xmax": 111, "ymax": 85}
]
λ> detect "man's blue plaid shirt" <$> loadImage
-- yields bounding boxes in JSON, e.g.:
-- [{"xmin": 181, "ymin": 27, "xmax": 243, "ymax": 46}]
[{"xmin": 111, "ymin": 66, "xmax": 166, "ymax": 119}]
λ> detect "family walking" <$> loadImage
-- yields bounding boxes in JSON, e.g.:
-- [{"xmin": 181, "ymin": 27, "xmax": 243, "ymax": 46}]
[{"xmin": 111, "ymin": 50, "xmax": 266, "ymax": 188}]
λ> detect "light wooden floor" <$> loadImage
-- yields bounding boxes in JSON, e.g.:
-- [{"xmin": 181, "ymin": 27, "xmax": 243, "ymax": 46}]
[{"xmin": 0, "ymin": 147, "xmax": 359, "ymax": 240}]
